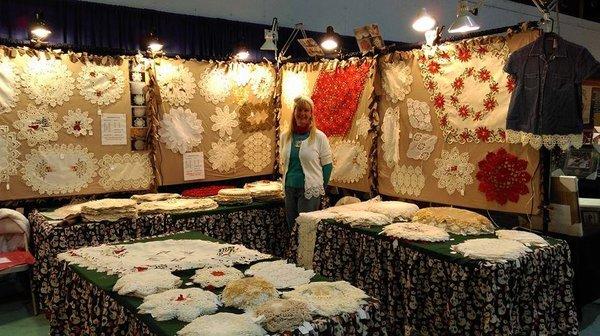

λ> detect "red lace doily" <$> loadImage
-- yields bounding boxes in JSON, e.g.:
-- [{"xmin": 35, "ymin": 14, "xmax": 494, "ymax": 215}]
[
  {"xmin": 476, "ymin": 148, "xmax": 532, "ymax": 205},
  {"xmin": 182, "ymin": 185, "xmax": 234, "ymax": 198},
  {"xmin": 311, "ymin": 61, "xmax": 372, "ymax": 137}
]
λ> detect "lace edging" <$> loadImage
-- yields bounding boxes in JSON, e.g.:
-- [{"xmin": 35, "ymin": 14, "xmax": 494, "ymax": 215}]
[
  {"xmin": 505, "ymin": 130, "xmax": 583, "ymax": 150},
  {"xmin": 304, "ymin": 185, "xmax": 325, "ymax": 199}
]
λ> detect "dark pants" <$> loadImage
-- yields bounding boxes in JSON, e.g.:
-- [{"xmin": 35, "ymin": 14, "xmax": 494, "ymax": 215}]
[{"xmin": 284, "ymin": 186, "xmax": 321, "ymax": 229}]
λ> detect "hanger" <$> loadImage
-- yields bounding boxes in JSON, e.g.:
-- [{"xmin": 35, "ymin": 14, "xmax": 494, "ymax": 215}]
[{"xmin": 532, "ymin": 0, "xmax": 559, "ymax": 34}]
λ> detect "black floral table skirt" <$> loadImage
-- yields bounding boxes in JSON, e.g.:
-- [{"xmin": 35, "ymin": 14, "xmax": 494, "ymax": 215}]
[
  {"xmin": 312, "ymin": 223, "xmax": 579, "ymax": 335},
  {"xmin": 30, "ymin": 202, "xmax": 289, "ymax": 316}
]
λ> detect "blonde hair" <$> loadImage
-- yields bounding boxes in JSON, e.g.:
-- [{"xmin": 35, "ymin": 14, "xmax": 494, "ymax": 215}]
[{"xmin": 285, "ymin": 95, "xmax": 317, "ymax": 143}]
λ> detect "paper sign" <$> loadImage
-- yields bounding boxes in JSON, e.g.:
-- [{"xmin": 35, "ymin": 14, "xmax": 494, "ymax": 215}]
[
  {"xmin": 298, "ymin": 38, "xmax": 325, "ymax": 57},
  {"xmin": 183, "ymin": 152, "xmax": 205, "ymax": 181},
  {"xmin": 354, "ymin": 24, "xmax": 385, "ymax": 54},
  {"xmin": 101, "ymin": 114, "xmax": 127, "ymax": 145}
]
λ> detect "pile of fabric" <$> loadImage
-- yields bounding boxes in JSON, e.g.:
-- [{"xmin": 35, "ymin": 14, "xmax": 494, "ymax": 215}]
[
  {"xmin": 411, "ymin": 207, "xmax": 495, "ymax": 235},
  {"xmin": 136, "ymin": 198, "xmax": 218, "ymax": 214},
  {"xmin": 214, "ymin": 188, "xmax": 253, "ymax": 205},
  {"xmin": 131, "ymin": 193, "xmax": 181, "ymax": 203},
  {"xmin": 80, "ymin": 198, "xmax": 138, "ymax": 222},
  {"xmin": 244, "ymin": 180, "xmax": 284, "ymax": 202}
]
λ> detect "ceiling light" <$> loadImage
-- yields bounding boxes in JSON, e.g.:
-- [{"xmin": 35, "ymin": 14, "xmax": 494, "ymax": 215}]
[
  {"xmin": 146, "ymin": 31, "xmax": 163, "ymax": 53},
  {"xmin": 30, "ymin": 12, "xmax": 51, "ymax": 41},
  {"xmin": 412, "ymin": 8, "xmax": 437, "ymax": 32},
  {"xmin": 234, "ymin": 42, "xmax": 250, "ymax": 61},
  {"xmin": 320, "ymin": 26, "xmax": 340, "ymax": 51},
  {"xmin": 448, "ymin": 0, "xmax": 481, "ymax": 34},
  {"xmin": 261, "ymin": 18, "xmax": 279, "ymax": 52}
]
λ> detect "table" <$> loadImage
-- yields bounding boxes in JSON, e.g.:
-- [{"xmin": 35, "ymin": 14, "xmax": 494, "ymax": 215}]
[
  {"xmin": 50, "ymin": 231, "xmax": 387, "ymax": 336},
  {"xmin": 309, "ymin": 220, "xmax": 579, "ymax": 335},
  {"xmin": 30, "ymin": 201, "xmax": 288, "ymax": 314}
]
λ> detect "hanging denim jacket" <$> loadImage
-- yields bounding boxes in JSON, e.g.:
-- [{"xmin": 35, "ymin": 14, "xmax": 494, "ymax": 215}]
[{"xmin": 504, "ymin": 32, "xmax": 599, "ymax": 150}]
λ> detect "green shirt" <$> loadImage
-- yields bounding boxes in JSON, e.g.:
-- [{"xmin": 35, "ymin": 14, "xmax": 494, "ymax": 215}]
[{"xmin": 286, "ymin": 132, "xmax": 333, "ymax": 188}]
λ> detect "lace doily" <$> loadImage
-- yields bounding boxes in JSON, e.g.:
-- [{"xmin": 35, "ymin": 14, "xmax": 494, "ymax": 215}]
[
  {"xmin": 336, "ymin": 210, "xmax": 392, "ymax": 228},
  {"xmin": 21, "ymin": 144, "xmax": 98, "ymax": 195},
  {"xmin": 381, "ymin": 61, "xmax": 413, "ymax": 103},
  {"xmin": 506, "ymin": 130, "xmax": 583, "ymax": 151},
  {"xmin": 243, "ymin": 180, "xmax": 282, "ymax": 196},
  {"xmin": 155, "ymin": 62, "xmax": 196, "ymax": 106},
  {"xmin": 138, "ymin": 288, "xmax": 221, "ymax": 322},
  {"xmin": 0, "ymin": 128, "xmax": 20, "ymax": 183},
  {"xmin": 208, "ymin": 139, "xmax": 239, "ymax": 173},
  {"xmin": 495, "ymin": 230, "xmax": 548, "ymax": 247},
  {"xmin": 177, "ymin": 312, "xmax": 266, "ymax": 336},
  {"xmin": 391, "ymin": 165, "xmax": 425, "ymax": 197},
  {"xmin": 20, "ymin": 57, "xmax": 74, "ymax": 107},
  {"xmin": 255, "ymin": 298, "xmax": 312, "ymax": 333},
  {"xmin": 381, "ymin": 106, "xmax": 400, "ymax": 167},
  {"xmin": 366, "ymin": 201, "xmax": 419, "ymax": 222},
  {"xmin": 191, "ymin": 266, "xmax": 244, "ymax": 288},
  {"xmin": 77, "ymin": 63, "xmax": 125, "ymax": 106},
  {"xmin": 406, "ymin": 98, "xmax": 433, "ymax": 131},
  {"xmin": 243, "ymin": 133, "xmax": 271, "ymax": 173},
  {"xmin": 245, "ymin": 260, "xmax": 315, "ymax": 289},
  {"xmin": 62, "ymin": 108, "xmax": 93, "ymax": 137},
  {"xmin": 159, "ymin": 107, "xmax": 204, "ymax": 154},
  {"xmin": 228, "ymin": 62, "xmax": 252, "ymax": 87},
  {"xmin": 199, "ymin": 67, "xmax": 231, "ymax": 105},
  {"xmin": 80, "ymin": 198, "xmax": 138, "ymax": 222},
  {"xmin": 210, "ymin": 105, "xmax": 239, "ymax": 137},
  {"xmin": 283, "ymin": 281, "xmax": 369, "ymax": 317},
  {"xmin": 296, "ymin": 211, "xmax": 339, "ymax": 268},
  {"xmin": 381, "ymin": 222, "xmax": 450, "ymax": 242},
  {"xmin": 113, "ymin": 269, "xmax": 182, "ymax": 297},
  {"xmin": 136, "ymin": 198, "xmax": 218, "ymax": 214},
  {"xmin": 281, "ymin": 70, "xmax": 310, "ymax": 109},
  {"xmin": 0, "ymin": 57, "xmax": 21, "ymax": 114},
  {"xmin": 433, "ymin": 147, "xmax": 474, "ymax": 195},
  {"xmin": 98, "ymin": 153, "xmax": 153, "ymax": 191},
  {"xmin": 330, "ymin": 139, "xmax": 368, "ymax": 184},
  {"xmin": 131, "ymin": 193, "xmax": 181, "ymax": 202},
  {"xmin": 13, "ymin": 104, "xmax": 61, "ymax": 146},
  {"xmin": 412, "ymin": 207, "xmax": 495, "ymax": 235},
  {"xmin": 407, "ymin": 133, "xmax": 437, "ymax": 161},
  {"xmin": 250, "ymin": 66, "xmax": 275, "ymax": 101},
  {"xmin": 239, "ymin": 102, "xmax": 273, "ymax": 132},
  {"xmin": 452, "ymin": 238, "xmax": 532, "ymax": 262},
  {"xmin": 476, "ymin": 148, "xmax": 531, "ymax": 205},
  {"xmin": 222, "ymin": 276, "xmax": 279, "ymax": 311},
  {"xmin": 353, "ymin": 115, "xmax": 371, "ymax": 139},
  {"xmin": 47, "ymin": 202, "xmax": 86, "ymax": 219}
]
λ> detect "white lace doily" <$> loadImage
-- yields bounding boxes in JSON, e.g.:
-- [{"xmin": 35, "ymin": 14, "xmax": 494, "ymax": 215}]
[
  {"xmin": 433, "ymin": 147, "xmax": 474, "ymax": 195},
  {"xmin": 245, "ymin": 260, "xmax": 315, "ymax": 289},
  {"xmin": 406, "ymin": 98, "xmax": 432, "ymax": 131},
  {"xmin": 136, "ymin": 198, "xmax": 218, "ymax": 214},
  {"xmin": 199, "ymin": 67, "xmax": 231, "ymax": 105},
  {"xmin": 283, "ymin": 281, "xmax": 369, "ymax": 317},
  {"xmin": 222, "ymin": 277, "xmax": 280, "ymax": 311},
  {"xmin": 336, "ymin": 210, "xmax": 392, "ymax": 228},
  {"xmin": 82, "ymin": 198, "xmax": 138, "ymax": 211},
  {"xmin": 381, "ymin": 222, "xmax": 450, "ymax": 242},
  {"xmin": 381, "ymin": 61, "xmax": 413, "ymax": 103},
  {"xmin": 391, "ymin": 165, "xmax": 425, "ymax": 197},
  {"xmin": 177, "ymin": 312, "xmax": 266, "ymax": 336},
  {"xmin": 113, "ymin": 269, "xmax": 182, "ymax": 298},
  {"xmin": 255, "ymin": 298, "xmax": 312, "ymax": 333},
  {"xmin": 495, "ymin": 230, "xmax": 549, "ymax": 247},
  {"xmin": 452, "ymin": 238, "xmax": 532, "ymax": 262},
  {"xmin": 208, "ymin": 139, "xmax": 239, "ymax": 173},
  {"xmin": 407, "ymin": 132, "xmax": 437, "ymax": 161},
  {"xmin": 13, "ymin": 104, "xmax": 61, "ymax": 146},
  {"xmin": 210, "ymin": 105, "xmax": 239, "ymax": 137},
  {"xmin": 243, "ymin": 133, "xmax": 271, "ymax": 173},
  {"xmin": 412, "ymin": 207, "xmax": 495, "ymax": 235},
  {"xmin": 138, "ymin": 288, "xmax": 221, "ymax": 322},
  {"xmin": 353, "ymin": 115, "xmax": 371, "ymax": 139},
  {"xmin": 20, "ymin": 57, "xmax": 74, "ymax": 107},
  {"xmin": 21, "ymin": 144, "xmax": 98, "ymax": 195},
  {"xmin": 0, "ymin": 128, "xmax": 20, "ymax": 183},
  {"xmin": 366, "ymin": 201, "xmax": 419, "ymax": 222},
  {"xmin": 98, "ymin": 153, "xmax": 153, "ymax": 191},
  {"xmin": 159, "ymin": 107, "xmax": 204, "ymax": 154},
  {"xmin": 281, "ymin": 70, "xmax": 309, "ymax": 109},
  {"xmin": 191, "ymin": 266, "xmax": 244, "ymax": 288},
  {"xmin": 228, "ymin": 62, "xmax": 252, "ymax": 87},
  {"xmin": 0, "ymin": 57, "xmax": 21, "ymax": 114},
  {"xmin": 330, "ymin": 139, "xmax": 368, "ymax": 184},
  {"xmin": 250, "ymin": 66, "xmax": 275, "ymax": 101},
  {"xmin": 382, "ymin": 106, "xmax": 400, "ymax": 167},
  {"xmin": 296, "ymin": 211, "xmax": 339, "ymax": 268},
  {"xmin": 131, "ymin": 193, "xmax": 181, "ymax": 202},
  {"xmin": 62, "ymin": 108, "xmax": 93, "ymax": 137},
  {"xmin": 77, "ymin": 63, "xmax": 125, "ymax": 106},
  {"xmin": 155, "ymin": 62, "xmax": 197, "ymax": 106}
]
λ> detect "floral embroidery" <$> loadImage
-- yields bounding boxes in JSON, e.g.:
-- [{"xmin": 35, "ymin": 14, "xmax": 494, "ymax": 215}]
[
  {"xmin": 406, "ymin": 133, "xmax": 437, "ymax": 161},
  {"xmin": 311, "ymin": 61, "xmax": 372, "ymax": 137},
  {"xmin": 281, "ymin": 70, "xmax": 310, "ymax": 109},
  {"xmin": 210, "ymin": 105, "xmax": 239, "ymax": 137},
  {"xmin": 238, "ymin": 102, "xmax": 273, "ymax": 132},
  {"xmin": 390, "ymin": 165, "xmax": 425, "ymax": 197},
  {"xmin": 155, "ymin": 62, "xmax": 196, "ymax": 106},
  {"xmin": 242, "ymin": 132, "xmax": 272, "ymax": 173},
  {"xmin": 0, "ymin": 57, "xmax": 21, "ymax": 114},
  {"xmin": 13, "ymin": 104, "xmax": 61, "ymax": 146},
  {"xmin": 0, "ymin": 128, "xmax": 20, "ymax": 183},
  {"xmin": 77, "ymin": 64, "xmax": 126, "ymax": 106},
  {"xmin": 353, "ymin": 115, "xmax": 371, "ymax": 138},
  {"xmin": 432, "ymin": 147, "xmax": 474, "ymax": 195},
  {"xmin": 62, "ymin": 108, "xmax": 93, "ymax": 137},
  {"xmin": 381, "ymin": 60, "xmax": 413, "ymax": 103},
  {"xmin": 208, "ymin": 139, "xmax": 239, "ymax": 173},
  {"xmin": 406, "ymin": 98, "xmax": 432, "ymax": 131},
  {"xmin": 381, "ymin": 106, "xmax": 400, "ymax": 167},
  {"xmin": 159, "ymin": 107, "xmax": 204, "ymax": 154},
  {"xmin": 98, "ymin": 153, "xmax": 153, "ymax": 191},
  {"xmin": 20, "ymin": 57, "xmax": 75, "ymax": 107},
  {"xmin": 330, "ymin": 139, "xmax": 368, "ymax": 184},
  {"xmin": 250, "ymin": 66, "xmax": 275, "ymax": 101},
  {"xmin": 198, "ymin": 67, "xmax": 231, "ymax": 105},
  {"xmin": 476, "ymin": 148, "xmax": 531, "ymax": 205}
]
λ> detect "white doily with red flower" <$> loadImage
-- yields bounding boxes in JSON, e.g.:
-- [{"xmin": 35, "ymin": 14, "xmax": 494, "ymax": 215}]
[
  {"xmin": 12, "ymin": 104, "xmax": 61, "ymax": 146},
  {"xmin": 208, "ymin": 139, "xmax": 239, "ymax": 173},
  {"xmin": 0, "ymin": 57, "xmax": 21, "ymax": 114},
  {"xmin": 20, "ymin": 57, "xmax": 74, "ymax": 107},
  {"xmin": 0, "ymin": 128, "xmax": 20, "ymax": 183},
  {"xmin": 155, "ymin": 62, "xmax": 197, "ymax": 107},
  {"xmin": 382, "ymin": 106, "xmax": 400, "ymax": 167},
  {"xmin": 391, "ymin": 164, "xmax": 425, "ymax": 197},
  {"xmin": 330, "ymin": 139, "xmax": 368, "ymax": 184},
  {"xmin": 191, "ymin": 266, "xmax": 244, "ymax": 288},
  {"xmin": 63, "ymin": 108, "xmax": 93, "ymax": 137},
  {"xmin": 250, "ymin": 66, "xmax": 275, "ymax": 101},
  {"xmin": 406, "ymin": 98, "xmax": 432, "ymax": 132},
  {"xmin": 406, "ymin": 132, "xmax": 437, "ymax": 161},
  {"xmin": 159, "ymin": 107, "xmax": 204, "ymax": 154},
  {"xmin": 139, "ymin": 288, "xmax": 221, "ymax": 322},
  {"xmin": 113, "ymin": 269, "xmax": 182, "ymax": 298},
  {"xmin": 433, "ymin": 147, "xmax": 474, "ymax": 195},
  {"xmin": 198, "ymin": 67, "xmax": 231, "ymax": 105},
  {"xmin": 381, "ymin": 60, "xmax": 413, "ymax": 103},
  {"xmin": 77, "ymin": 63, "xmax": 126, "ymax": 106}
]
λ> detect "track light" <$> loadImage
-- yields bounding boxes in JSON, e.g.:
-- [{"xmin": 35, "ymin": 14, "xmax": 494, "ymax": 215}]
[
  {"xmin": 30, "ymin": 12, "xmax": 51, "ymax": 42},
  {"xmin": 448, "ymin": 0, "xmax": 481, "ymax": 34},
  {"xmin": 320, "ymin": 26, "xmax": 340, "ymax": 51},
  {"xmin": 146, "ymin": 31, "xmax": 163, "ymax": 53},
  {"xmin": 412, "ymin": 8, "xmax": 436, "ymax": 32}
]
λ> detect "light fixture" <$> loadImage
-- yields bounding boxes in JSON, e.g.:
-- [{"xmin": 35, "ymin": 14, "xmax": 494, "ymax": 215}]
[
  {"xmin": 234, "ymin": 42, "xmax": 250, "ymax": 61},
  {"xmin": 412, "ymin": 8, "xmax": 437, "ymax": 32},
  {"xmin": 261, "ymin": 18, "xmax": 279, "ymax": 52},
  {"xmin": 448, "ymin": 0, "xmax": 481, "ymax": 34},
  {"xmin": 320, "ymin": 26, "xmax": 340, "ymax": 51},
  {"xmin": 30, "ymin": 12, "xmax": 51, "ymax": 42},
  {"xmin": 146, "ymin": 31, "xmax": 163, "ymax": 53}
]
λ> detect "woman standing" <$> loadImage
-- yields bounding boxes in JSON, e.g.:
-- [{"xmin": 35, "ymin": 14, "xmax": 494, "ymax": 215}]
[{"xmin": 280, "ymin": 96, "xmax": 333, "ymax": 228}]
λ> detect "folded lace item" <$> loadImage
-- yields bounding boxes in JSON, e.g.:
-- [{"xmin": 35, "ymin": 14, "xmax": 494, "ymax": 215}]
[
  {"xmin": 381, "ymin": 222, "xmax": 450, "ymax": 242},
  {"xmin": 452, "ymin": 238, "xmax": 532, "ymax": 262},
  {"xmin": 282, "ymin": 281, "xmax": 369, "ymax": 317},
  {"xmin": 192, "ymin": 266, "xmax": 244, "ymax": 288},
  {"xmin": 177, "ymin": 312, "xmax": 266, "ymax": 336},
  {"xmin": 495, "ymin": 229, "xmax": 549, "ymax": 247},
  {"xmin": 80, "ymin": 198, "xmax": 139, "ymax": 222},
  {"xmin": 113, "ymin": 269, "xmax": 182, "ymax": 297},
  {"xmin": 295, "ymin": 210, "xmax": 340, "ymax": 269},
  {"xmin": 365, "ymin": 201, "xmax": 419, "ymax": 222},
  {"xmin": 131, "ymin": 193, "xmax": 182, "ymax": 203},
  {"xmin": 214, "ymin": 195, "xmax": 253, "ymax": 206},
  {"xmin": 412, "ymin": 207, "xmax": 495, "ymax": 235},
  {"xmin": 222, "ymin": 277, "xmax": 279, "ymax": 311},
  {"xmin": 138, "ymin": 288, "xmax": 221, "ymax": 322},
  {"xmin": 254, "ymin": 298, "xmax": 312, "ymax": 333},
  {"xmin": 335, "ymin": 210, "xmax": 392, "ymax": 228},
  {"xmin": 245, "ymin": 260, "xmax": 315, "ymax": 289},
  {"xmin": 244, "ymin": 181, "xmax": 283, "ymax": 199},
  {"xmin": 136, "ymin": 198, "xmax": 218, "ymax": 214},
  {"xmin": 218, "ymin": 188, "xmax": 252, "ymax": 197}
]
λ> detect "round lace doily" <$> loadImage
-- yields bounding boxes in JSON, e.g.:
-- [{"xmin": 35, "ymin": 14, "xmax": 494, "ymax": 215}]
[
  {"xmin": 250, "ymin": 66, "xmax": 275, "ymax": 100},
  {"xmin": 208, "ymin": 139, "xmax": 239, "ymax": 173},
  {"xmin": 222, "ymin": 277, "xmax": 279, "ymax": 311},
  {"xmin": 138, "ymin": 288, "xmax": 221, "ymax": 322},
  {"xmin": 155, "ymin": 62, "xmax": 196, "ymax": 106},
  {"xmin": 192, "ymin": 266, "xmax": 244, "ymax": 288},
  {"xmin": 242, "ymin": 133, "xmax": 272, "ymax": 173},
  {"xmin": 452, "ymin": 238, "xmax": 532, "ymax": 262},
  {"xmin": 210, "ymin": 105, "xmax": 239, "ymax": 137},
  {"xmin": 199, "ymin": 67, "xmax": 231, "ymax": 105},
  {"xmin": 0, "ymin": 128, "xmax": 20, "ymax": 183},
  {"xmin": 283, "ymin": 281, "xmax": 369, "ymax": 317},
  {"xmin": 177, "ymin": 312, "xmax": 266, "ymax": 336},
  {"xmin": 20, "ymin": 57, "xmax": 74, "ymax": 107},
  {"xmin": 13, "ymin": 104, "xmax": 61, "ymax": 147},
  {"xmin": 255, "ymin": 298, "xmax": 312, "ymax": 333},
  {"xmin": 113, "ymin": 269, "xmax": 182, "ymax": 297},
  {"xmin": 77, "ymin": 63, "xmax": 125, "ymax": 106},
  {"xmin": 412, "ymin": 207, "xmax": 494, "ymax": 235},
  {"xmin": 433, "ymin": 147, "xmax": 475, "ymax": 196},
  {"xmin": 0, "ymin": 57, "xmax": 21, "ymax": 114},
  {"xmin": 382, "ymin": 222, "xmax": 450, "ymax": 242},
  {"xmin": 159, "ymin": 107, "xmax": 204, "ymax": 154},
  {"xmin": 495, "ymin": 230, "xmax": 548, "ymax": 247},
  {"xmin": 63, "ymin": 108, "xmax": 93, "ymax": 137},
  {"xmin": 245, "ymin": 260, "xmax": 315, "ymax": 289}
]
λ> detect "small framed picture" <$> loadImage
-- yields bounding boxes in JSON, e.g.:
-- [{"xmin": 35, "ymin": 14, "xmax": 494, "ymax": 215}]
[{"xmin": 563, "ymin": 147, "xmax": 599, "ymax": 179}]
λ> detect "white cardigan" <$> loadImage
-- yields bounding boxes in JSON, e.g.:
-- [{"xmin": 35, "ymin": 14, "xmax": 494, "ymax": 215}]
[{"xmin": 280, "ymin": 129, "xmax": 333, "ymax": 199}]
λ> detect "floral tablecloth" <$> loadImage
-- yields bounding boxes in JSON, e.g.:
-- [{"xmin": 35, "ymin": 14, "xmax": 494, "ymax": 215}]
[
  {"xmin": 30, "ymin": 201, "xmax": 288, "ymax": 316},
  {"xmin": 311, "ymin": 221, "xmax": 579, "ymax": 335}
]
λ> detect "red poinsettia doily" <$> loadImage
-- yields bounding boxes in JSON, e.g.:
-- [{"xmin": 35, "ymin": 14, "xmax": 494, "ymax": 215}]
[
  {"xmin": 311, "ymin": 61, "xmax": 372, "ymax": 137},
  {"xmin": 476, "ymin": 148, "xmax": 532, "ymax": 205}
]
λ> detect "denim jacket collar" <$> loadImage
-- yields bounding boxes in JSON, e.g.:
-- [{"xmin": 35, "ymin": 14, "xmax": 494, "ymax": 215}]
[{"xmin": 527, "ymin": 32, "xmax": 567, "ymax": 58}]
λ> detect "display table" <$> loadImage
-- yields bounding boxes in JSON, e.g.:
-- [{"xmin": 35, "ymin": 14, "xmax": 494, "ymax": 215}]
[
  {"xmin": 30, "ymin": 201, "xmax": 288, "ymax": 314},
  {"xmin": 309, "ymin": 220, "xmax": 578, "ymax": 335},
  {"xmin": 50, "ymin": 231, "xmax": 387, "ymax": 336}
]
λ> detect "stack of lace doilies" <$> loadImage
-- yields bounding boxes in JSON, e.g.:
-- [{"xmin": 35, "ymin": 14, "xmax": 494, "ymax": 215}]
[
  {"xmin": 411, "ymin": 207, "xmax": 495, "ymax": 235},
  {"xmin": 381, "ymin": 222, "xmax": 450, "ymax": 242},
  {"xmin": 214, "ymin": 188, "xmax": 253, "ymax": 205},
  {"xmin": 80, "ymin": 198, "xmax": 138, "ymax": 222},
  {"xmin": 451, "ymin": 238, "xmax": 532, "ymax": 262},
  {"xmin": 283, "ymin": 281, "xmax": 369, "ymax": 317},
  {"xmin": 131, "ymin": 193, "xmax": 181, "ymax": 203},
  {"xmin": 244, "ymin": 180, "xmax": 284, "ymax": 202},
  {"xmin": 245, "ymin": 260, "xmax": 315, "ymax": 289},
  {"xmin": 178, "ymin": 312, "xmax": 266, "ymax": 336},
  {"xmin": 136, "ymin": 198, "xmax": 218, "ymax": 215}
]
